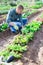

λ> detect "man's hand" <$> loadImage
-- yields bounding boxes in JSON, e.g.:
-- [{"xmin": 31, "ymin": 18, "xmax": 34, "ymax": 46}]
[
  {"xmin": 9, "ymin": 22, "xmax": 15, "ymax": 26},
  {"xmin": 9, "ymin": 22, "xmax": 19, "ymax": 30}
]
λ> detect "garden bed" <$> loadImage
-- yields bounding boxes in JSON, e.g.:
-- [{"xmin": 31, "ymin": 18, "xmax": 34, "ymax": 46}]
[
  {"xmin": 21, "ymin": 24, "xmax": 43, "ymax": 65},
  {"xmin": 0, "ymin": 11, "xmax": 43, "ymax": 65},
  {"xmin": 0, "ymin": 12, "xmax": 43, "ymax": 63},
  {"xmin": 27, "ymin": 10, "xmax": 41, "ymax": 19},
  {"xmin": 0, "ymin": 11, "xmax": 42, "ymax": 50},
  {"xmin": 0, "ymin": 21, "xmax": 43, "ymax": 65}
]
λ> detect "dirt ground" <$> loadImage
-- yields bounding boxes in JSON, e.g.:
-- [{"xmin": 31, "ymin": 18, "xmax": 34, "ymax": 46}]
[
  {"xmin": 0, "ymin": 12, "xmax": 42, "ymax": 50},
  {"xmin": 20, "ymin": 24, "xmax": 43, "ymax": 65},
  {"xmin": 0, "ymin": 11, "xmax": 43, "ymax": 65}
]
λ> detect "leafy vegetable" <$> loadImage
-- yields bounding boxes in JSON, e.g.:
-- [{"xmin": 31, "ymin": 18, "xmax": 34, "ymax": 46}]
[
  {"xmin": 0, "ymin": 23, "xmax": 8, "ymax": 32},
  {"xmin": 21, "ymin": 21, "xmax": 42, "ymax": 34},
  {"xmin": 9, "ymin": 51, "xmax": 22, "ymax": 59},
  {"xmin": 7, "ymin": 44, "xmax": 27, "ymax": 52}
]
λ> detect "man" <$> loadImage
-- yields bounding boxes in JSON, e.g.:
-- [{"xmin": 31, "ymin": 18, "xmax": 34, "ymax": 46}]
[{"xmin": 6, "ymin": 5, "xmax": 28, "ymax": 33}]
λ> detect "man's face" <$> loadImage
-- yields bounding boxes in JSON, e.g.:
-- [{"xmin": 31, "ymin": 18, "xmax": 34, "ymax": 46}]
[{"xmin": 16, "ymin": 8, "xmax": 23, "ymax": 14}]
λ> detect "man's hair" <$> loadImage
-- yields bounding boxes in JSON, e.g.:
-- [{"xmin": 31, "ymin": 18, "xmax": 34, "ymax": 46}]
[{"xmin": 18, "ymin": 5, "xmax": 24, "ymax": 10}]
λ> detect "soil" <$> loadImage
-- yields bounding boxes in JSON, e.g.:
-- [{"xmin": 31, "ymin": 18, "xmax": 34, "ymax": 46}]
[
  {"xmin": 0, "ymin": 11, "xmax": 42, "ymax": 50},
  {"xmin": 21, "ymin": 25, "xmax": 43, "ymax": 65},
  {"xmin": 0, "ymin": 14, "xmax": 6, "ymax": 24},
  {"xmin": 0, "ymin": 11, "xmax": 43, "ymax": 65}
]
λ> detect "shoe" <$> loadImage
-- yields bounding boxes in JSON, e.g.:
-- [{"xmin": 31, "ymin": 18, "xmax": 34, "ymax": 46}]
[{"xmin": 7, "ymin": 56, "xmax": 15, "ymax": 63}]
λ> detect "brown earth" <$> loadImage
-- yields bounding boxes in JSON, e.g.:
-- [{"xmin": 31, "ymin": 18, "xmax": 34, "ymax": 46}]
[
  {"xmin": 21, "ymin": 24, "xmax": 43, "ymax": 65},
  {"xmin": 0, "ymin": 11, "xmax": 43, "ymax": 65}
]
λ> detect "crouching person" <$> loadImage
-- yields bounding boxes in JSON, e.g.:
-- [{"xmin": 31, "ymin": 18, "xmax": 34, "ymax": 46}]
[{"xmin": 6, "ymin": 5, "xmax": 28, "ymax": 33}]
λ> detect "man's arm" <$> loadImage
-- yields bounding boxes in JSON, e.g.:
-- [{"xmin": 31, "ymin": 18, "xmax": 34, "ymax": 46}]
[
  {"xmin": 6, "ymin": 9, "xmax": 14, "ymax": 24},
  {"xmin": 6, "ymin": 9, "xmax": 18, "ymax": 27}
]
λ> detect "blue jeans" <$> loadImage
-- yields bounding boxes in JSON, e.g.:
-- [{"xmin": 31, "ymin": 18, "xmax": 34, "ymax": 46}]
[{"xmin": 9, "ymin": 18, "xmax": 27, "ymax": 33}]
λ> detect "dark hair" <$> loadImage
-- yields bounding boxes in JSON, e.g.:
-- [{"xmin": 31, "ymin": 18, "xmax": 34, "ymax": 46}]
[{"xmin": 18, "ymin": 5, "xmax": 24, "ymax": 10}]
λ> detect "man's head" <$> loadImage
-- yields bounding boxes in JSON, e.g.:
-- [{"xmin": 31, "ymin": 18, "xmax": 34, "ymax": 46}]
[{"xmin": 16, "ymin": 5, "xmax": 24, "ymax": 14}]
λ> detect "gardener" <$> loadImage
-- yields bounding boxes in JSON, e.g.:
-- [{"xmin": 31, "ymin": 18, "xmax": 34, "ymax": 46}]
[{"xmin": 6, "ymin": 5, "xmax": 28, "ymax": 33}]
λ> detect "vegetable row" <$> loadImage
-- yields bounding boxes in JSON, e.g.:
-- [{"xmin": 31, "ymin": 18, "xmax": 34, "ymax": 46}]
[{"xmin": 0, "ymin": 20, "xmax": 42, "ymax": 61}]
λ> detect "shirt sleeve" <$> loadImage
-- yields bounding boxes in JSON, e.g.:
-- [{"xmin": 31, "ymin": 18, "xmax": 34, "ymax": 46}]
[{"xmin": 6, "ymin": 9, "xmax": 14, "ymax": 24}]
